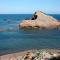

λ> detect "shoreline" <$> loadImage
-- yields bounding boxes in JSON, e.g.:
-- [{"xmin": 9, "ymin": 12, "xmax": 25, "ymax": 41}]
[
  {"xmin": 0, "ymin": 49, "xmax": 60, "ymax": 60},
  {"xmin": 0, "ymin": 48, "xmax": 60, "ymax": 56}
]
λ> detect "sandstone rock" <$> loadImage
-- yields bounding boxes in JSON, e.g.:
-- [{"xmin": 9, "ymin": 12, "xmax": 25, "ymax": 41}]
[{"xmin": 19, "ymin": 11, "xmax": 60, "ymax": 29}]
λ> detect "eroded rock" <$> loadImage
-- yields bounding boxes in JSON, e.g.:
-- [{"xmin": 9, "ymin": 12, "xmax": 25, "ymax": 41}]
[{"xmin": 19, "ymin": 11, "xmax": 60, "ymax": 29}]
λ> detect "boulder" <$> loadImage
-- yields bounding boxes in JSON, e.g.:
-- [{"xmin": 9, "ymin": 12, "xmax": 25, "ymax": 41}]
[{"xmin": 19, "ymin": 11, "xmax": 60, "ymax": 29}]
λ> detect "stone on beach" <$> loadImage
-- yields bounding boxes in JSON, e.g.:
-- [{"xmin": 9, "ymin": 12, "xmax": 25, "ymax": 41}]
[{"xmin": 0, "ymin": 49, "xmax": 60, "ymax": 60}]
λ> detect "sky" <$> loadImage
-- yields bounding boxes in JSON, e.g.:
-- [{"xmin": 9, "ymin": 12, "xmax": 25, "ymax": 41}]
[{"xmin": 0, "ymin": 0, "xmax": 60, "ymax": 14}]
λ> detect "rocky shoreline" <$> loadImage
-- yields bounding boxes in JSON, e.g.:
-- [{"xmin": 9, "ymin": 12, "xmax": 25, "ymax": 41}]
[{"xmin": 0, "ymin": 49, "xmax": 60, "ymax": 60}]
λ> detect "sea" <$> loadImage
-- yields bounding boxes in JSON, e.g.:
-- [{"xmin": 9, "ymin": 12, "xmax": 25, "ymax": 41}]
[{"xmin": 0, "ymin": 14, "xmax": 60, "ymax": 55}]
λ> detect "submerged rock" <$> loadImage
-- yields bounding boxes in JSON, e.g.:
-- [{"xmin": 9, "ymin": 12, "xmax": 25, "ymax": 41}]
[{"xmin": 19, "ymin": 11, "xmax": 60, "ymax": 29}]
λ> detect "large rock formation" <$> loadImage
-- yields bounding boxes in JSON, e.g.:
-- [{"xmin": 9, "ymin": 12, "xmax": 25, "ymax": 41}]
[{"xmin": 19, "ymin": 11, "xmax": 60, "ymax": 29}]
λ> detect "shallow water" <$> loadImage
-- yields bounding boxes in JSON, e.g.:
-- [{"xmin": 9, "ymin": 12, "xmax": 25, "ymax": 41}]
[{"xmin": 0, "ymin": 14, "xmax": 60, "ymax": 55}]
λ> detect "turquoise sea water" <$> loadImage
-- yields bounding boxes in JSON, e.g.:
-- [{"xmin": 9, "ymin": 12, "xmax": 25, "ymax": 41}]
[{"xmin": 0, "ymin": 14, "xmax": 60, "ymax": 55}]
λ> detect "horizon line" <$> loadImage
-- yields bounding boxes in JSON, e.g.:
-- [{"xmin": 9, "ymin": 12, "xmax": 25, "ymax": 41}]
[{"xmin": 0, "ymin": 13, "xmax": 60, "ymax": 14}]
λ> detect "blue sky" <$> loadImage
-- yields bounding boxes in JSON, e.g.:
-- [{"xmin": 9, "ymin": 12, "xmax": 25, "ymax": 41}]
[{"xmin": 0, "ymin": 0, "xmax": 60, "ymax": 14}]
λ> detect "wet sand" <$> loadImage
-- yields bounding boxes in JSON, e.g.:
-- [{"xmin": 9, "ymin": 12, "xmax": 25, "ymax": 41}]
[{"xmin": 0, "ymin": 50, "xmax": 33, "ymax": 60}]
